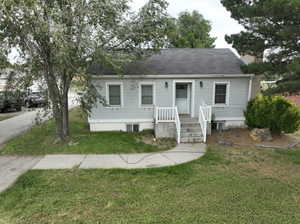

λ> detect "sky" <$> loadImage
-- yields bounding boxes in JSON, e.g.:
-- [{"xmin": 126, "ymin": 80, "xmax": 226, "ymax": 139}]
[
  {"xmin": 130, "ymin": 0, "xmax": 243, "ymax": 51},
  {"xmin": 9, "ymin": 0, "xmax": 243, "ymax": 62}
]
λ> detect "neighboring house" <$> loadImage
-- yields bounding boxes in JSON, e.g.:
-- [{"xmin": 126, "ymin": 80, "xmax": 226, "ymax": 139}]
[
  {"xmin": 0, "ymin": 68, "xmax": 23, "ymax": 91},
  {"xmin": 88, "ymin": 48, "xmax": 255, "ymax": 143},
  {"xmin": 0, "ymin": 69, "xmax": 9, "ymax": 91}
]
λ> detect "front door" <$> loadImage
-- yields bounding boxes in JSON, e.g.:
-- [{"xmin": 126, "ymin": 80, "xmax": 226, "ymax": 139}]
[{"xmin": 176, "ymin": 83, "xmax": 190, "ymax": 114}]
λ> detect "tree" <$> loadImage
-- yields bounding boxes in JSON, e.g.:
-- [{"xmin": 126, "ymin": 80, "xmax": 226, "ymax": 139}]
[
  {"xmin": 166, "ymin": 10, "xmax": 216, "ymax": 48},
  {"xmin": 0, "ymin": 0, "xmax": 169, "ymax": 141},
  {"xmin": 221, "ymin": 0, "xmax": 300, "ymax": 94}
]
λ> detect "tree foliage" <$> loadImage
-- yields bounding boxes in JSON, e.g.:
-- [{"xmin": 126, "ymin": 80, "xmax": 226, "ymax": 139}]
[
  {"xmin": 166, "ymin": 10, "xmax": 216, "ymax": 48},
  {"xmin": 221, "ymin": 0, "xmax": 300, "ymax": 93},
  {"xmin": 0, "ymin": 0, "xmax": 169, "ymax": 141}
]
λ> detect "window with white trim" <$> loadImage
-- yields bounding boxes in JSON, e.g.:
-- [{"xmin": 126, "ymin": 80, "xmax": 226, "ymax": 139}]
[
  {"xmin": 141, "ymin": 84, "xmax": 154, "ymax": 106},
  {"xmin": 108, "ymin": 84, "xmax": 121, "ymax": 106},
  {"xmin": 214, "ymin": 83, "xmax": 228, "ymax": 105}
]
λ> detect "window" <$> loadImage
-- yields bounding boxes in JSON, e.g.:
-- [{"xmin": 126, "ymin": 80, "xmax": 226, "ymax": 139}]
[
  {"xmin": 126, "ymin": 124, "xmax": 139, "ymax": 132},
  {"xmin": 107, "ymin": 83, "xmax": 122, "ymax": 106},
  {"xmin": 176, "ymin": 84, "xmax": 188, "ymax": 99},
  {"xmin": 214, "ymin": 83, "xmax": 229, "ymax": 105},
  {"xmin": 140, "ymin": 83, "xmax": 155, "ymax": 107}
]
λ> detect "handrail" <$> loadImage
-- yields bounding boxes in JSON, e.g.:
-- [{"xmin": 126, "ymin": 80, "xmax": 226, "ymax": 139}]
[
  {"xmin": 198, "ymin": 107, "xmax": 207, "ymax": 142},
  {"xmin": 199, "ymin": 104, "xmax": 212, "ymax": 143},
  {"xmin": 155, "ymin": 106, "xmax": 181, "ymax": 143},
  {"xmin": 174, "ymin": 107, "xmax": 181, "ymax": 144}
]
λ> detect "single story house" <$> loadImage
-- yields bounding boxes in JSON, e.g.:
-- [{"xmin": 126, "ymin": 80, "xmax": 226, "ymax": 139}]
[{"xmin": 88, "ymin": 48, "xmax": 257, "ymax": 143}]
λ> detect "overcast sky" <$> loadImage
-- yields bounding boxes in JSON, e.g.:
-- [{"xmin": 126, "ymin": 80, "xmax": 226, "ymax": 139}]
[
  {"xmin": 8, "ymin": 0, "xmax": 243, "ymax": 62},
  {"xmin": 130, "ymin": 0, "xmax": 243, "ymax": 51}
]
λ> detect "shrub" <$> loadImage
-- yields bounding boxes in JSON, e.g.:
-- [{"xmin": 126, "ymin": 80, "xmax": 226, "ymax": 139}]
[{"xmin": 245, "ymin": 95, "xmax": 300, "ymax": 135}]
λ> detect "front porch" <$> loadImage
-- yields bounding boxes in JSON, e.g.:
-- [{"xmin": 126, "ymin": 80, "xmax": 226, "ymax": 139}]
[{"xmin": 154, "ymin": 105, "xmax": 212, "ymax": 143}]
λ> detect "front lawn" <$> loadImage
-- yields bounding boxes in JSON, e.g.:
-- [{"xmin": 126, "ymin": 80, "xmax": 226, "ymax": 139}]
[
  {"xmin": 0, "ymin": 108, "xmax": 176, "ymax": 155},
  {"xmin": 0, "ymin": 113, "xmax": 18, "ymax": 121},
  {"xmin": 1, "ymin": 146, "xmax": 300, "ymax": 223}
]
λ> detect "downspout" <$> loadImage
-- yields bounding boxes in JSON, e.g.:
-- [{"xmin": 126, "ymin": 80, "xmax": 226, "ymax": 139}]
[{"xmin": 248, "ymin": 76, "xmax": 253, "ymax": 101}]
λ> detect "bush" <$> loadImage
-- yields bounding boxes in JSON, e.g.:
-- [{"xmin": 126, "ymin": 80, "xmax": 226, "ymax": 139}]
[{"xmin": 245, "ymin": 95, "xmax": 300, "ymax": 135}]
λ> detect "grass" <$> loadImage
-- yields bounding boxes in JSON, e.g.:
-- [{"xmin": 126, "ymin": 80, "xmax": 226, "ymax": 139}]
[
  {"xmin": 0, "ymin": 114, "xmax": 16, "ymax": 121},
  {"xmin": 1, "ymin": 145, "xmax": 300, "ymax": 223},
  {"xmin": 0, "ymin": 108, "xmax": 176, "ymax": 155}
]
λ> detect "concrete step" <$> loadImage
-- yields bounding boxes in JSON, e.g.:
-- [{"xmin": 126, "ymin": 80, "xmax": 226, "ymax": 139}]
[
  {"xmin": 180, "ymin": 119, "xmax": 198, "ymax": 123},
  {"xmin": 180, "ymin": 136, "xmax": 203, "ymax": 143},
  {"xmin": 181, "ymin": 132, "xmax": 203, "ymax": 138},
  {"xmin": 181, "ymin": 126, "xmax": 202, "ymax": 133},
  {"xmin": 181, "ymin": 122, "xmax": 200, "ymax": 128}
]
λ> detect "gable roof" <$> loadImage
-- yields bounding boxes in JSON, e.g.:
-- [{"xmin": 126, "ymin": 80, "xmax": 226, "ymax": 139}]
[{"xmin": 90, "ymin": 48, "xmax": 246, "ymax": 76}]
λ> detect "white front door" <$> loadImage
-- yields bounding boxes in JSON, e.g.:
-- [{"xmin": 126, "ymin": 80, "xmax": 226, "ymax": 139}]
[{"xmin": 176, "ymin": 83, "xmax": 190, "ymax": 114}]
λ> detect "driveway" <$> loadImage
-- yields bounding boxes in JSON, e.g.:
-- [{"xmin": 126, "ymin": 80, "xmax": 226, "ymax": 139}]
[
  {"xmin": 0, "ymin": 93, "xmax": 78, "ymax": 193},
  {"xmin": 0, "ymin": 92, "xmax": 78, "ymax": 145}
]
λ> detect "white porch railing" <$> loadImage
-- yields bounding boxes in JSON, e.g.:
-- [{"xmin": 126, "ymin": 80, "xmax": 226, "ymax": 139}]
[
  {"xmin": 155, "ymin": 107, "xmax": 181, "ymax": 143},
  {"xmin": 174, "ymin": 107, "xmax": 181, "ymax": 144},
  {"xmin": 201, "ymin": 104, "xmax": 212, "ymax": 122},
  {"xmin": 199, "ymin": 104, "xmax": 212, "ymax": 143},
  {"xmin": 155, "ymin": 107, "xmax": 176, "ymax": 123}
]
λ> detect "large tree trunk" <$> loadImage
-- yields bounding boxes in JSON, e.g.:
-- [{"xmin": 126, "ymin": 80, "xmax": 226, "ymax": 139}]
[
  {"xmin": 61, "ymin": 89, "xmax": 69, "ymax": 138},
  {"xmin": 53, "ymin": 95, "xmax": 69, "ymax": 142},
  {"xmin": 45, "ymin": 72, "xmax": 70, "ymax": 142}
]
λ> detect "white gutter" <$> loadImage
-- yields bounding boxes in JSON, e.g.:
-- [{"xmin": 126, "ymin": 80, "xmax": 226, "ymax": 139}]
[{"xmin": 92, "ymin": 74, "xmax": 255, "ymax": 79}]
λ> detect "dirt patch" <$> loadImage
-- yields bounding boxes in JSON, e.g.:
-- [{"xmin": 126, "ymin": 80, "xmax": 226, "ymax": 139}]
[
  {"xmin": 137, "ymin": 134, "xmax": 177, "ymax": 150},
  {"xmin": 208, "ymin": 128, "xmax": 300, "ymax": 148}
]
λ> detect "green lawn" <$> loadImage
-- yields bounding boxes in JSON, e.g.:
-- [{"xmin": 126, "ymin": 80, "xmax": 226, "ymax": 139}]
[
  {"xmin": 1, "ymin": 145, "xmax": 300, "ymax": 223},
  {"xmin": 0, "ymin": 114, "xmax": 16, "ymax": 121},
  {"xmin": 0, "ymin": 108, "xmax": 176, "ymax": 155}
]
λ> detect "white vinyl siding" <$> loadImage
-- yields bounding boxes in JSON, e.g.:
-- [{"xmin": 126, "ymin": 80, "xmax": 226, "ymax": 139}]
[{"xmin": 91, "ymin": 78, "xmax": 248, "ymax": 122}]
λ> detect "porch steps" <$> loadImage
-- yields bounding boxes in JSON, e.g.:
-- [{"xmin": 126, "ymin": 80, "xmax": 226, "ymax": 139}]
[{"xmin": 180, "ymin": 116, "xmax": 204, "ymax": 143}]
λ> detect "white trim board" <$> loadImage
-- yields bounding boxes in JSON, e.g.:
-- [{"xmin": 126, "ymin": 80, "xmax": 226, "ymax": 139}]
[
  {"xmin": 214, "ymin": 117, "xmax": 245, "ymax": 121},
  {"xmin": 88, "ymin": 119, "xmax": 154, "ymax": 123},
  {"xmin": 92, "ymin": 74, "xmax": 254, "ymax": 79}
]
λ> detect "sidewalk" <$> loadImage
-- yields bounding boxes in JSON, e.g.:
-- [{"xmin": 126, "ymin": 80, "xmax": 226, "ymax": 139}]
[
  {"xmin": 0, "ymin": 156, "xmax": 43, "ymax": 193},
  {"xmin": 33, "ymin": 143, "xmax": 206, "ymax": 169},
  {"xmin": 0, "ymin": 143, "xmax": 206, "ymax": 193}
]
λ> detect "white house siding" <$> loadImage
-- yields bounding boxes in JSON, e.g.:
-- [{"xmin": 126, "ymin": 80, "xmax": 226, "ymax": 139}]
[{"xmin": 89, "ymin": 77, "xmax": 251, "ymax": 131}]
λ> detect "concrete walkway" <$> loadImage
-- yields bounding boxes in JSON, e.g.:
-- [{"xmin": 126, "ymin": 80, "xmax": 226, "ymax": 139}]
[
  {"xmin": 32, "ymin": 143, "xmax": 206, "ymax": 170},
  {"xmin": 0, "ymin": 143, "xmax": 206, "ymax": 193},
  {"xmin": 0, "ymin": 156, "xmax": 43, "ymax": 193}
]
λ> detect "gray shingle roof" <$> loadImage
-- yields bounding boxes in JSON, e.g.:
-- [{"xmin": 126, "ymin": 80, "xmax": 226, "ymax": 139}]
[{"xmin": 90, "ymin": 48, "xmax": 246, "ymax": 76}]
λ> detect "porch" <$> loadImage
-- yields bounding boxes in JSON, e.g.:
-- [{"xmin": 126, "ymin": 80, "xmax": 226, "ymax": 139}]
[{"xmin": 154, "ymin": 104, "xmax": 212, "ymax": 144}]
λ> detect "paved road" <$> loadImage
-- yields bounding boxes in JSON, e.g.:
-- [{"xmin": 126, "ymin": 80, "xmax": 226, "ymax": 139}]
[{"xmin": 0, "ymin": 92, "xmax": 78, "ymax": 145}]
